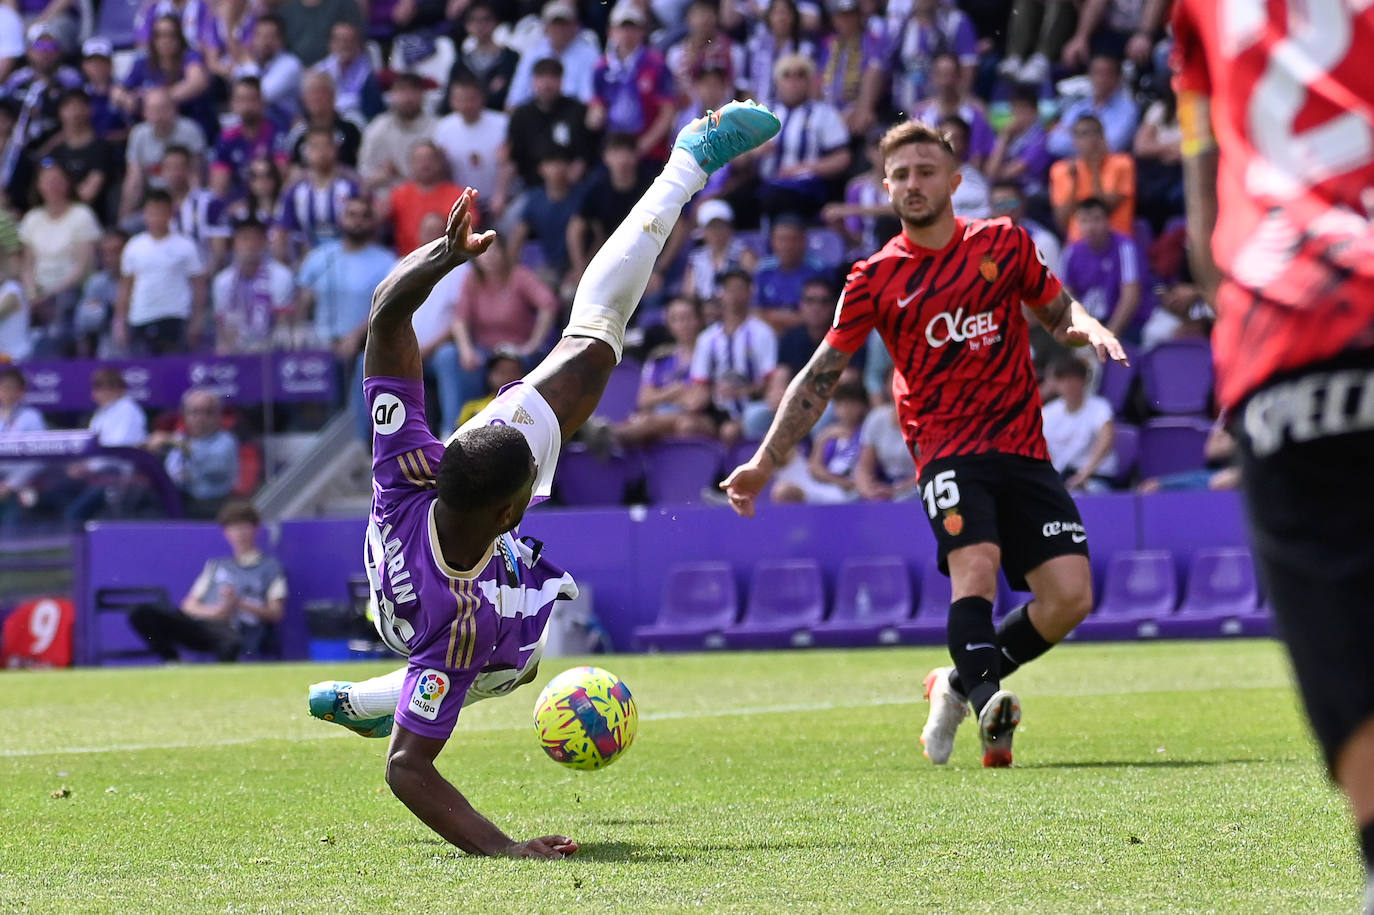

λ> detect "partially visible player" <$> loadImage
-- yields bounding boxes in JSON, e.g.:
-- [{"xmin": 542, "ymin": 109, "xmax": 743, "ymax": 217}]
[
  {"xmin": 721, "ymin": 120, "xmax": 1127, "ymax": 768},
  {"xmin": 303, "ymin": 101, "xmax": 780, "ymax": 858},
  {"xmin": 1173, "ymin": 3, "xmax": 1374, "ymax": 906}
]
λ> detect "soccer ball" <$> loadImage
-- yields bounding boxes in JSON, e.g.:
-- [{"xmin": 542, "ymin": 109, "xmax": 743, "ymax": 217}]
[{"xmin": 533, "ymin": 666, "xmax": 638, "ymax": 770}]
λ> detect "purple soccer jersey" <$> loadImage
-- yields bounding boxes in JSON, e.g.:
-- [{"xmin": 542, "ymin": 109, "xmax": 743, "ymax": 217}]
[{"xmin": 362, "ymin": 375, "xmax": 575, "ymax": 740}]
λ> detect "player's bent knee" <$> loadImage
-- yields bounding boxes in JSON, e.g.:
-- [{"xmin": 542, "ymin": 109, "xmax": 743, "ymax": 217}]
[{"xmin": 948, "ymin": 544, "xmax": 1000, "ymax": 601}]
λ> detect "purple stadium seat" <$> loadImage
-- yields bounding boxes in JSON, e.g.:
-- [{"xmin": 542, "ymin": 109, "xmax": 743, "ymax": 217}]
[
  {"xmin": 898, "ymin": 557, "xmax": 949, "ymax": 645},
  {"xmin": 556, "ymin": 446, "xmax": 629, "ymax": 506},
  {"xmin": 633, "ymin": 561, "xmax": 739, "ymax": 651},
  {"xmin": 810, "ymin": 556, "xmax": 913, "ymax": 647},
  {"xmin": 97, "ymin": 0, "xmax": 140, "ymax": 49},
  {"xmin": 644, "ymin": 438, "xmax": 725, "ymax": 504},
  {"xmin": 592, "ymin": 359, "xmax": 642, "ymax": 424},
  {"xmin": 1141, "ymin": 340, "xmax": 1214, "ymax": 414},
  {"xmin": 1077, "ymin": 550, "xmax": 1177, "ymax": 640},
  {"xmin": 1138, "ymin": 416, "xmax": 1213, "ymax": 478},
  {"xmin": 806, "ymin": 228, "xmax": 847, "ymax": 269},
  {"xmin": 724, "ymin": 558, "xmax": 827, "ymax": 649},
  {"xmin": 1162, "ymin": 547, "xmax": 1265, "ymax": 638},
  {"xmin": 1098, "ymin": 344, "xmax": 1139, "ymax": 414},
  {"xmin": 1110, "ymin": 423, "xmax": 1139, "ymax": 487},
  {"xmin": 735, "ymin": 230, "xmax": 767, "ymax": 257}
]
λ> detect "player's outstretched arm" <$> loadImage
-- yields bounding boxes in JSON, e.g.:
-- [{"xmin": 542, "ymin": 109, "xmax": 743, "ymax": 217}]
[
  {"xmin": 386, "ymin": 725, "xmax": 578, "ymax": 859},
  {"xmin": 721, "ymin": 341, "xmax": 853, "ymax": 517},
  {"xmin": 1178, "ymin": 89, "xmax": 1221, "ymax": 303},
  {"xmin": 364, "ymin": 188, "xmax": 496, "ymax": 382},
  {"xmin": 1033, "ymin": 289, "xmax": 1129, "ymax": 365}
]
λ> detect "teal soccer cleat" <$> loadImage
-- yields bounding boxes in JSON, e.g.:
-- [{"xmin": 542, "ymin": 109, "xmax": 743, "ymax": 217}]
[
  {"xmin": 674, "ymin": 100, "xmax": 781, "ymax": 174},
  {"xmin": 308, "ymin": 680, "xmax": 394, "ymax": 739}
]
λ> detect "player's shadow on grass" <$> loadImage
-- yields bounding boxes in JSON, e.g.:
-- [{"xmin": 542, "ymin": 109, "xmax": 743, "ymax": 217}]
[
  {"xmin": 574, "ymin": 839, "xmax": 856, "ymax": 863},
  {"xmin": 1016, "ymin": 757, "xmax": 1276, "ymax": 770}
]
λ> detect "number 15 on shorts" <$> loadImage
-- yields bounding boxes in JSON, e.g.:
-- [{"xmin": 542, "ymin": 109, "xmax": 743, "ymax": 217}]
[{"xmin": 921, "ymin": 470, "xmax": 960, "ymax": 520}]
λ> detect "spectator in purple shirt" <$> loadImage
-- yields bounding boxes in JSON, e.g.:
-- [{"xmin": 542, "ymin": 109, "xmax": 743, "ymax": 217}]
[
  {"xmin": 817, "ymin": 0, "xmax": 885, "ymax": 137},
  {"xmin": 116, "ymin": 14, "xmax": 215, "ymax": 137},
  {"xmin": 311, "ymin": 21, "xmax": 383, "ymax": 124},
  {"xmin": 201, "ymin": 0, "xmax": 257, "ymax": 81},
  {"xmin": 986, "ymin": 83, "xmax": 1052, "ymax": 198},
  {"xmin": 209, "ymin": 76, "xmax": 283, "ymax": 198},
  {"xmin": 889, "ymin": 0, "xmax": 977, "ymax": 112},
  {"xmin": 78, "ymin": 39, "xmax": 129, "ymax": 142},
  {"xmin": 754, "ymin": 213, "xmax": 827, "ymax": 334},
  {"xmin": 1, "ymin": 23, "xmax": 84, "ymax": 152},
  {"xmin": 133, "ymin": 0, "xmax": 213, "ymax": 50},
  {"xmin": 1059, "ymin": 197, "xmax": 1141, "ymax": 339},
  {"xmin": 587, "ymin": 3, "xmax": 676, "ymax": 163},
  {"xmin": 910, "ymin": 53, "xmax": 994, "ymax": 171},
  {"xmin": 822, "ymin": 128, "xmax": 896, "ymax": 258},
  {"xmin": 271, "ymin": 126, "xmax": 359, "ymax": 265},
  {"xmin": 615, "ymin": 296, "xmax": 716, "ymax": 444}
]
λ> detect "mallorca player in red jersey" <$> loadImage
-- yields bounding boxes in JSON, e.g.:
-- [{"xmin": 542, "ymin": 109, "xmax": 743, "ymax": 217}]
[
  {"xmin": 1174, "ymin": 2, "xmax": 1374, "ymax": 905},
  {"xmin": 722, "ymin": 120, "xmax": 1127, "ymax": 767}
]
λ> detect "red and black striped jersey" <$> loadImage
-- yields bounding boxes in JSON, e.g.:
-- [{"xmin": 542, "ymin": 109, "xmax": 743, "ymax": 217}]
[{"xmin": 825, "ymin": 218, "xmax": 1062, "ymax": 470}]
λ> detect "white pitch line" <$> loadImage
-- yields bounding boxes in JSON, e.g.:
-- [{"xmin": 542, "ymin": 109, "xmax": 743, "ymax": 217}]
[{"xmin": 0, "ymin": 681, "xmax": 1288, "ymax": 759}]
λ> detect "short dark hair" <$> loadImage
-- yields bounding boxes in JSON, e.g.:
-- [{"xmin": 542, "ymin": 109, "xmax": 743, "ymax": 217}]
[
  {"xmin": 1051, "ymin": 356, "xmax": 1090, "ymax": 380},
  {"xmin": 233, "ymin": 74, "xmax": 263, "ymax": 95},
  {"xmin": 232, "ymin": 215, "xmax": 268, "ymax": 235},
  {"xmin": 91, "ymin": 367, "xmax": 127, "ymax": 391},
  {"xmin": 604, "ymin": 131, "xmax": 638, "ymax": 153},
  {"xmin": 1072, "ymin": 113, "xmax": 1104, "ymax": 135},
  {"xmin": 938, "ymin": 114, "xmax": 970, "ymax": 140},
  {"xmin": 532, "ymin": 57, "xmax": 564, "ymax": 78},
  {"xmin": 879, "ymin": 119, "xmax": 956, "ymax": 162},
  {"xmin": 450, "ymin": 72, "xmax": 483, "ymax": 93},
  {"xmin": 437, "ymin": 424, "xmax": 535, "ymax": 510},
  {"xmin": 771, "ymin": 212, "xmax": 806, "ymax": 233},
  {"xmin": 1010, "ymin": 83, "xmax": 1040, "ymax": 107},
  {"xmin": 58, "ymin": 87, "xmax": 90, "ymax": 107},
  {"xmin": 801, "ymin": 277, "xmax": 833, "ymax": 297},
  {"xmin": 217, "ymin": 498, "xmax": 261, "ymax": 527},
  {"xmin": 718, "ymin": 266, "xmax": 752, "ymax": 286},
  {"xmin": 990, "ymin": 179, "xmax": 1022, "ymax": 197},
  {"xmin": 539, "ymin": 143, "xmax": 575, "ymax": 163},
  {"xmin": 255, "ymin": 13, "xmax": 286, "ymax": 36},
  {"xmin": 1076, "ymin": 196, "xmax": 1110, "ymax": 216},
  {"xmin": 391, "ymin": 71, "xmax": 426, "ymax": 90},
  {"xmin": 143, "ymin": 187, "xmax": 173, "ymax": 208},
  {"xmin": 0, "ymin": 366, "xmax": 26, "ymax": 389},
  {"xmin": 162, "ymin": 143, "xmax": 193, "ymax": 162}
]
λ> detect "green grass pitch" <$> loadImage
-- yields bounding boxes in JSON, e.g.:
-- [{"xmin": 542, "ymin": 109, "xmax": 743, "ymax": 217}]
[{"xmin": 0, "ymin": 640, "xmax": 1362, "ymax": 913}]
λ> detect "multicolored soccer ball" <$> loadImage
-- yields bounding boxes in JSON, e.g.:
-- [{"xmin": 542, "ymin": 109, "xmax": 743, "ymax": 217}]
[{"xmin": 533, "ymin": 667, "xmax": 638, "ymax": 770}]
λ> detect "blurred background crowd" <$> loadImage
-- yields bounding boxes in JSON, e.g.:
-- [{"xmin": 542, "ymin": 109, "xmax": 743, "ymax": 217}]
[{"xmin": 0, "ymin": 0, "xmax": 1229, "ymax": 527}]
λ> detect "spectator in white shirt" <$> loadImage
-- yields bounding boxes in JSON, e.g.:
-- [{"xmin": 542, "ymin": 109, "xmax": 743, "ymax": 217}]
[
  {"xmin": 751, "ymin": 54, "xmax": 851, "ymax": 220},
  {"xmin": 357, "ymin": 72, "xmax": 436, "ymax": 195},
  {"xmin": 1042, "ymin": 357, "xmax": 1116, "ymax": 492},
  {"xmin": 684, "ymin": 267, "xmax": 778, "ymax": 444},
  {"xmin": 432, "ymin": 75, "xmax": 511, "ymax": 214},
  {"xmin": 505, "ymin": 1, "xmax": 600, "ymax": 110},
  {"xmin": 61, "ymin": 366, "xmax": 149, "ymax": 526},
  {"xmin": 114, "ymin": 188, "xmax": 208, "ymax": 355},
  {"xmin": 18, "ymin": 162, "xmax": 101, "ymax": 356},
  {"xmin": 0, "ymin": 365, "xmax": 45, "ymax": 531},
  {"xmin": 0, "ymin": 274, "xmax": 29, "ymax": 360},
  {"xmin": 233, "ymin": 14, "xmax": 303, "ymax": 120},
  {"xmin": 212, "ymin": 217, "xmax": 294, "ymax": 353}
]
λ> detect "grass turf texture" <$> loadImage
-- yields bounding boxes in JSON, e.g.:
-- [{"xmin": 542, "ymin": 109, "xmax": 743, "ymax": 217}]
[{"xmin": 0, "ymin": 640, "xmax": 1361, "ymax": 914}]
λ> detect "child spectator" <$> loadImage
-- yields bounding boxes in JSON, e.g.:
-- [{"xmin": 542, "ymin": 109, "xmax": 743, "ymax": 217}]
[
  {"xmin": 616, "ymin": 297, "xmax": 715, "ymax": 445},
  {"xmin": 456, "ymin": 351, "xmax": 525, "ymax": 427},
  {"xmin": 1042, "ymin": 357, "xmax": 1116, "ymax": 492},
  {"xmin": 680, "ymin": 199, "xmax": 756, "ymax": 305},
  {"xmin": 1059, "ymin": 197, "xmax": 1141, "ymax": 338},
  {"xmin": 772, "ymin": 382, "xmax": 868, "ymax": 504}
]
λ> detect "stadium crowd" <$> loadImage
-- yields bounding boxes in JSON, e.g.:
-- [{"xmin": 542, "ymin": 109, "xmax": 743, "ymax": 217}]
[{"xmin": 0, "ymin": 0, "xmax": 1225, "ymax": 518}]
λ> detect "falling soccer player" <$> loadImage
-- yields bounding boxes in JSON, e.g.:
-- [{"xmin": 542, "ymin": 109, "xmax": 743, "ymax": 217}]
[{"xmin": 305, "ymin": 101, "xmax": 780, "ymax": 857}]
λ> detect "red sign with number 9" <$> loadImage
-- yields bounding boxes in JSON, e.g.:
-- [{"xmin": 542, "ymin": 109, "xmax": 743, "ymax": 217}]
[{"xmin": 2, "ymin": 597, "xmax": 73, "ymax": 668}]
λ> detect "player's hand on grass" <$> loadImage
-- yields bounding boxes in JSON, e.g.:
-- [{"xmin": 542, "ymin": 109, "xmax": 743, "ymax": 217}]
[
  {"xmin": 502, "ymin": 836, "xmax": 579, "ymax": 859},
  {"xmin": 721, "ymin": 460, "xmax": 772, "ymax": 518},
  {"xmin": 444, "ymin": 188, "xmax": 496, "ymax": 266}
]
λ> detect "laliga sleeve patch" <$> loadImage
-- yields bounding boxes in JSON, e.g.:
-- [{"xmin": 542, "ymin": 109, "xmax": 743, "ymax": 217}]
[
  {"xmin": 372, "ymin": 393, "xmax": 406, "ymax": 435},
  {"xmin": 409, "ymin": 669, "xmax": 450, "ymax": 720}
]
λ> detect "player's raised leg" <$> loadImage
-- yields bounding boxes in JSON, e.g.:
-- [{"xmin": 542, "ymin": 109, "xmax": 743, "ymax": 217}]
[{"xmin": 525, "ymin": 101, "xmax": 779, "ymax": 439}]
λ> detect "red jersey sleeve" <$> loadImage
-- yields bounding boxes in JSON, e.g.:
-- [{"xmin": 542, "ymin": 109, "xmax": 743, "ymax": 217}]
[
  {"xmin": 1015, "ymin": 226, "xmax": 1063, "ymax": 308},
  {"xmin": 824, "ymin": 259, "xmax": 877, "ymax": 353},
  {"xmin": 1170, "ymin": 0, "xmax": 1211, "ymax": 95}
]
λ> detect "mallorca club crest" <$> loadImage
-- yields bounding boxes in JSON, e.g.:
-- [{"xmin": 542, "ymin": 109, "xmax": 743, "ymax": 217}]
[
  {"xmin": 979, "ymin": 256, "xmax": 1000, "ymax": 283},
  {"xmin": 943, "ymin": 508, "xmax": 964, "ymax": 537}
]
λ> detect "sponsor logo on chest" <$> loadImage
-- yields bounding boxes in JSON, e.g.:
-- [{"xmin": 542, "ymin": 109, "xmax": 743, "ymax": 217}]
[{"xmin": 924, "ymin": 307, "xmax": 1002, "ymax": 351}]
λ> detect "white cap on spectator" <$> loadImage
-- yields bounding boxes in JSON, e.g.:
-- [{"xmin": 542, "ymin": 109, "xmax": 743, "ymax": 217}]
[
  {"xmin": 82, "ymin": 37, "xmax": 113, "ymax": 58},
  {"xmin": 696, "ymin": 199, "xmax": 734, "ymax": 228},
  {"xmin": 27, "ymin": 22, "xmax": 60, "ymax": 47},
  {"xmin": 541, "ymin": 0, "xmax": 577, "ymax": 22},
  {"xmin": 610, "ymin": 2, "xmax": 646, "ymax": 26}
]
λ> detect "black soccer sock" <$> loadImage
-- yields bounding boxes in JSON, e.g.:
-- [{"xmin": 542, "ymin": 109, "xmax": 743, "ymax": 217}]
[
  {"xmin": 994, "ymin": 603, "xmax": 1054, "ymax": 678},
  {"xmin": 947, "ymin": 603, "xmax": 1055, "ymax": 697},
  {"xmin": 1362, "ymin": 820, "xmax": 1373, "ymax": 873},
  {"xmin": 947, "ymin": 596, "xmax": 1000, "ymax": 713}
]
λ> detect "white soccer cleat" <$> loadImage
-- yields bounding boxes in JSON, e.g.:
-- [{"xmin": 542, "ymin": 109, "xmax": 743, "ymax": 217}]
[
  {"xmin": 920, "ymin": 666, "xmax": 969, "ymax": 765},
  {"xmin": 978, "ymin": 689, "xmax": 1021, "ymax": 768}
]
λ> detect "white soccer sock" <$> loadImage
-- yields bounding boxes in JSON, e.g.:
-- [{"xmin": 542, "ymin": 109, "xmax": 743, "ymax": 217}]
[
  {"xmin": 562, "ymin": 148, "xmax": 707, "ymax": 362},
  {"xmin": 344, "ymin": 667, "xmax": 407, "ymax": 718}
]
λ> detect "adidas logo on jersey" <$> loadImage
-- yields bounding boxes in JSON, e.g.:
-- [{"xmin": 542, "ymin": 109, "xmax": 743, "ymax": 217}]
[{"xmin": 512, "ymin": 406, "xmax": 535, "ymax": 425}]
